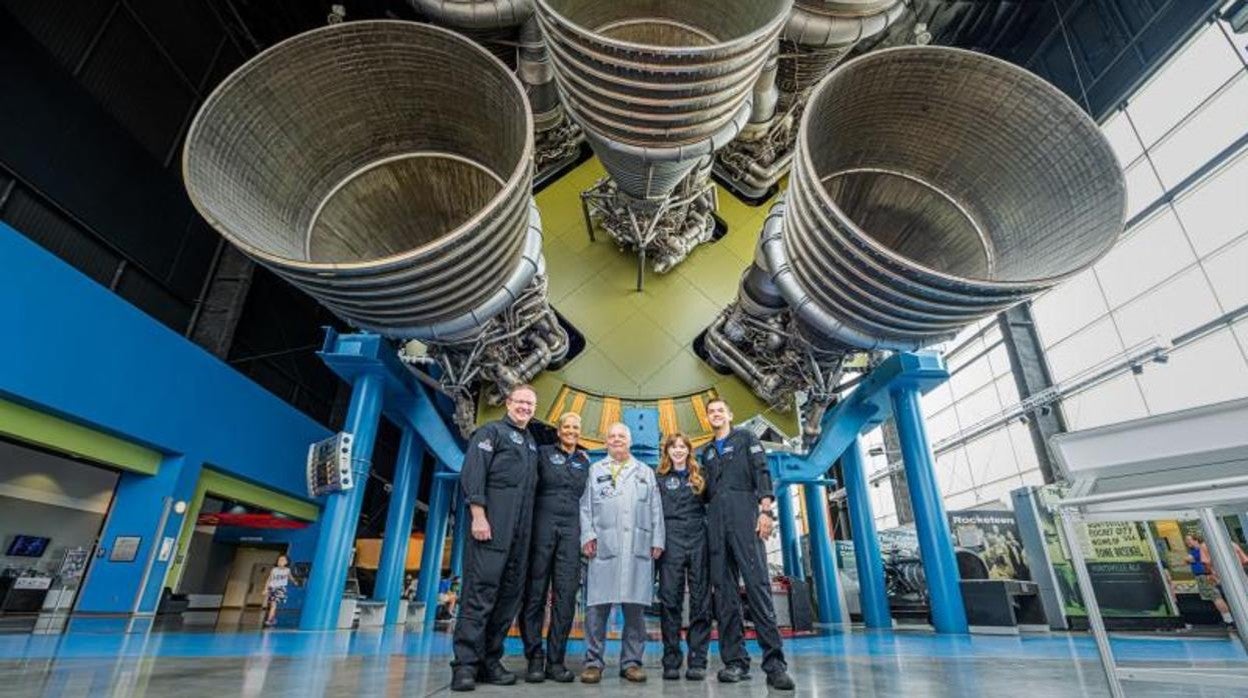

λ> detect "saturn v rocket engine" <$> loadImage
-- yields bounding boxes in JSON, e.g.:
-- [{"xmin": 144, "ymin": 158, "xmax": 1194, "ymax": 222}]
[
  {"xmin": 182, "ymin": 21, "xmax": 567, "ymax": 434},
  {"xmin": 704, "ymin": 46, "xmax": 1126, "ymax": 436},
  {"xmin": 408, "ymin": 1, "xmax": 585, "ymax": 184},
  {"xmin": 534, "ymin": 0, "xmax": 791, "ymax": 283},
  {"xmin": 715, "ymin": 1, "xmax": 913, "ymax": 201}
]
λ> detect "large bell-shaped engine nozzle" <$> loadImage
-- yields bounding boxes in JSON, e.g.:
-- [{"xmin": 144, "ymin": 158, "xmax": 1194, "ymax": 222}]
[
  {"xmin": 183, "ymin": 21, "xmax": 538, "ymax": 341},
  {"xmin": 748, "ymin": 46, "xmax": 1126, "ymax": 351},
  {"xmin": 535, "ymin": 0, "xmax": 791, "ymax": 199}
]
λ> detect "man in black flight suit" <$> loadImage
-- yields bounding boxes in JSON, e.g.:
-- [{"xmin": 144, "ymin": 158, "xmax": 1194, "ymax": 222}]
[
  {"xmin": 519, "ymin": 412, "xmax": 591, "ymax": 683},
  {"xmin": 450, "ymin": 384, "xmax": 541, "ymax": 692},
  {"xmin": 699, "ymin": 397, "xmax": 795, "ymax": 691}
]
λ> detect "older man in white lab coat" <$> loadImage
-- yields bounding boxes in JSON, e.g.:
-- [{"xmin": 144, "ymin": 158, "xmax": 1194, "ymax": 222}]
[{"xmin": 578, "ymin": 422, "xmax": 665, "ymax": 684}]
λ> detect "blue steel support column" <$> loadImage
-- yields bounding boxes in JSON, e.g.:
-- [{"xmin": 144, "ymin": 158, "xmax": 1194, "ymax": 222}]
[
  {"xmin": 890, "ymin": 386, "xmax": 967, "ymax": 634},
  {"xmin": 449, "ymin": 494, "xmax": 467, "ymax": 579},
  {"xmin": 776, "ymin": 484, "xmax": 804, "ymax": 581},
  {"xmin": 416, "ymin": 472, "xmax": 454, "ymax": 628},
  {"xmin": 842, "ymin": 438, "xmax": 891, "ymax": 628},
  {"xmin": 375, "ymin": 428, "xmax": 426, "ymax": 625},
  {"xmin": 803, "ymin": 483, "xmax": 843, "ymax": 625},
  {"xmin": 299, "ymin": 372, "xmax": 386, "ymax": 630}
]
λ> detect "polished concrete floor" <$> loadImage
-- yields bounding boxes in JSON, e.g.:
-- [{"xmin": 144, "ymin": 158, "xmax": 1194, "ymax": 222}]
[{"xmin": 1, "ymin": 627, "xmax": 1245, "ymax": 697}]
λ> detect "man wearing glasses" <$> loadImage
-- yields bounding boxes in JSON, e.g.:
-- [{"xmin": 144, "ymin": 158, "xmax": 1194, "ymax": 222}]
[{"xmin": 451, "ymin": 385, "xmax": 541, "ymax": 692}]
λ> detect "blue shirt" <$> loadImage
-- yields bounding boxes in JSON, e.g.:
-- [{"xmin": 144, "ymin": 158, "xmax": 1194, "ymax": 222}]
[
  {"xmin": 1189, "ymin": 547, "xmax": 1207, "ymax": 575},
  {"xmin": 713, "ymin": 438, "xmax": 728, "ymax": 455}
]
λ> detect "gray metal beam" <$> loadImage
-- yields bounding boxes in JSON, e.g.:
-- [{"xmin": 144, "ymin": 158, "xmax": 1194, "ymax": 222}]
[{"xmin": 998, "ymin": 303, "xmax": 1066, "ymax": 483}]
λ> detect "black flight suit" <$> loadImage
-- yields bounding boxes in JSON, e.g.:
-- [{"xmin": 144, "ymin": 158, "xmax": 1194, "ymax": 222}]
[
  {"xmin": 656, "ymin": 468, "xmax": 712, "ymax": 672},
  {"xmin": 451, "ymin": 417, "xmax": 539, "ymax": 673},
  {"xmin": 519, "ymin": 444, "xmax": 591, "ymax": 667},
  {"xmin": 699, "ymin": 429, "xmax": 787, "ymax": 675}
]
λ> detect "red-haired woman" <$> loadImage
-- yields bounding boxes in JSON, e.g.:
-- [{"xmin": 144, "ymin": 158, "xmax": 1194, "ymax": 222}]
[{"xmin": 656, "ymin": 432, "xmax": 711, "ymax": 681}]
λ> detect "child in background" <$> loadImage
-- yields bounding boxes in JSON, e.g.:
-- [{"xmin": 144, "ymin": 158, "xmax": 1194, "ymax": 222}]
[{"xmin": 264, "ymin": 554, "xmax": 291, "ymax": 627}]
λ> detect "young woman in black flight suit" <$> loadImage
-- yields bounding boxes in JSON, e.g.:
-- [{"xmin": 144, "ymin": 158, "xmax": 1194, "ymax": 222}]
[{"xmin": 655, "ymin": 432, "xmax": 712, "ymax": 681}]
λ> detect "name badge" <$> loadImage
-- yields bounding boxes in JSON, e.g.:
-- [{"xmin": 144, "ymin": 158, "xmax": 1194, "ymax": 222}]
[
  {"xmin": 596, "ymin": 474, "xmax": 612, "ymax": 483},
  {"xmin": 722, "ymin": 445, "xmax": 734, "ymax": 454},
  {"xmin": 665, "ymin": 478, "xmax": 679, "ymax": 490},
  {"xmin": 509, "ymin": 431, "xmax": 524, "ymax": 445},
  {"xmin": 551, "ymin": 454, "xmax": 566, "ymax": 465}
]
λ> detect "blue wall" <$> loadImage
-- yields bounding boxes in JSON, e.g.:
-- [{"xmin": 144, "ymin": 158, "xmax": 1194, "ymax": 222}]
[{"xmin": 0, "ymin": 224, "xmax": 331, "ymax": 613}]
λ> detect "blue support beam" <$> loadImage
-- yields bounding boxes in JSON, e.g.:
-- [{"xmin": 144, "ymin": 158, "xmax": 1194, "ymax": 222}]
[
  {"xmin": 892, "ymin": 386, "xmax": 967, "ymax": 634},
  {"xmin": 299, "ymin": 372, "xmax": 385, "ymax": 630},
  {"xmin": 416, "ymin": 473, "xmax": 456, "ymax": 628},
  {"xmin": 767, "ymin": 352, "xmax": 954, "ymax": 633},
  {"xmin": 803, "ymin": 483, "xmax": 842, "ymax": 625},
  {"xmin": 449, "ymin": 493, "xmax": 467, "ymax": 580},
  {"xmin": 842, "ymin": 438, "xmax": 891, "ymax": 628},
  {"xmin": 375, "ymin": 428, "xmax": 426, "ymax": 625},
  {"xmin": 776, "ymin": 484, "xmax": 804, "ymax": 581}
]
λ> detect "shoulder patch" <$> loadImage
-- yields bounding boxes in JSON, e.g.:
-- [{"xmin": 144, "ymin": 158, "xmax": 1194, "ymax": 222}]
[{"xmin": 477, "ymin": 441, "xmax": 493, "ymax": 452}]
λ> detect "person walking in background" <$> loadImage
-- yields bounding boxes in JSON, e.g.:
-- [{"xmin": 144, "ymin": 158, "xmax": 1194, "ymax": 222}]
[
  {"xmin": 1186, "ymin": 533, "xmax": 1236, "ymax": 627},
  {"xmin": 578, "ymin": 423, "xmax": 664, "ymax": 684},
  {"xmin": 451, "ymin": 385, "xmax": 541, "ymax": 692},
  {"xmin": 263, "ymin": 554, "xmax": 291, "ymax": 627},
  {"xmin": 520, "ymin": 412, "xmax": 592, "ymax": 683},
  {"xmin": 655, "ymin": 432, "xmax": 712, "ymax": 681}
]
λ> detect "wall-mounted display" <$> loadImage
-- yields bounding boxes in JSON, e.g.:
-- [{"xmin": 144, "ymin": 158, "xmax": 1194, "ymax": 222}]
[{"xmin": 5, "ymin": 535, "xmax": 51, "ymax": 558}]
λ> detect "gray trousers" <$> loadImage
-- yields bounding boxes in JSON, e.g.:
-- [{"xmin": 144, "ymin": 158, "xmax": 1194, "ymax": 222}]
[{"xmin": 584, "ymin": 603, "xmax": 647, "ymax": 670}]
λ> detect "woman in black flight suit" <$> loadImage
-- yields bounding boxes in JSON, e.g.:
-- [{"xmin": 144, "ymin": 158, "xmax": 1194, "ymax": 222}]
[{"xmin": 655, "ymin": 432, "xmax": 712, "ymax": 681}]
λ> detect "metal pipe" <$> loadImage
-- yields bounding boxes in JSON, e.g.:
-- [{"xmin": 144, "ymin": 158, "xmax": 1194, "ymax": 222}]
[
  {"xmin": 375, "ymin": 428, "xmax": 426, "ymax": 625},
  {"xmin": 449, "ymin": 494, "xmax": 467, "ymax": 579},
  {"xmin": 409, "ymin": 0, "xmax": 533, "ymax": 29},
  {"xmin": 300, "ymin": 372, "xmax": 386, "ymax": 630},
  {"xmin": 1058, "ymin": 509, "xmax": 1125, "ymax": 698}
]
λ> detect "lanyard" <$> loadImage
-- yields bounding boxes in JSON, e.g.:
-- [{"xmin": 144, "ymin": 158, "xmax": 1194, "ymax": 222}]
[{"xmin": 609, "ymin": 459, "xmax": 628, "ymax": 486}]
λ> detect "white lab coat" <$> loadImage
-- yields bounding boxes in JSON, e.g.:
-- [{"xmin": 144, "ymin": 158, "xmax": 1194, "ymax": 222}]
[{"xmin": 579, "ymin": 455, "xmax": 665, "ymax": 607}]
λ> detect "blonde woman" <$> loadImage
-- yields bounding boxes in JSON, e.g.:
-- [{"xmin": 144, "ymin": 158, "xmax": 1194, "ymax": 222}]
[
  {"xmin": 519, "ymin": 412, "xmax": 591, "ymax": 683},
  {"xmin": 655, "ymin": 433, "xmax": 711, "ymax": 681}
]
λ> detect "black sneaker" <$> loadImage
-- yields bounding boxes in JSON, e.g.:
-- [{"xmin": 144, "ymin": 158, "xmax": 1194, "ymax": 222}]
[
  {"xmin": 525, "ymin": 657, "xmax": 545, "ymax": 683},
  {"xmin": 479, "ymin": 663, "xmax": 517, "ymax": 686},
  {"xmin": 766, "ymin": 670, "xmax": 795, "ymax": 690},
  {"xmin": 685, "ymin": 667, "xmax": 706, "ymax": 681},
  {"xmin": 450, "ymin": 667, "xmax": 476, "ymax": 692},
  {"xmin": 663, "ymin": 667, "xmax": 681, "ymax": 680},
  {"xmin": 545, "ymin": 663, "xmax": 575, "ymax": 683},
  {"xmin": 717, "ymin": 665, "xmax": 751, "ymax": 683}
]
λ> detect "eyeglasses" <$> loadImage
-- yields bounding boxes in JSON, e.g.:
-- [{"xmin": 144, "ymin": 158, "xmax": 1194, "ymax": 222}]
[{"xmin": 508, "ymin": 398, "xmax": 536, "ymax": 407}]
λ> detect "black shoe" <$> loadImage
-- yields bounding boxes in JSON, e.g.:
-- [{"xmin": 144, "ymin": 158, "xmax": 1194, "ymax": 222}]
[
  {"xmin": 685, "ymin": 667, "xmax": 706, "ymax": 681},
  {"xmin": 479, "ymin": 663, "xmax": 517, "ymax": 686},
  {"xmin": 663, "ymin": 667, "xmax": 681, "ymax": 681},
  {"xmin": 525, "ymin": 657, "xmax": 545, "ymax": 683},
  {"xmin": 451, "ymin": 667, "xmax": 476, "ymax": 692},
  {"xmin": 717, "ymin": 665, "xmax": 751, "ymax": 683},
  {"xmin": 766, "ymin": 670, "xmax": 795, "ymax": 690},
  {"xmin": 545, "ymin": 664, "xmax": 575, "ymax": 683}
]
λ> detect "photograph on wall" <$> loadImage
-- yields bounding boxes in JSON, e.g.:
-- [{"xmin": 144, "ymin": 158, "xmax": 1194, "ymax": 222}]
[
  {"xmin": 1035, "ymin": 486, "xmax": 1178, "ymax": 621},
  {"xmin": 947, "ymin": 509, "xmax": 1031, "ymax": 581}
]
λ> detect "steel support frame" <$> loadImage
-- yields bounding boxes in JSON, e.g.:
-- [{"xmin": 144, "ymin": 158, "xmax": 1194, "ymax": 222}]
[
  {"xmin": 770, "ymin": 352, "xmax": 958, "ymax": 633},
  {"xmin": 301, "ymin": 329, "xmax": 465, "ymax": 631},
  {"xmin": 777, "ymin": 483, "xmax": 805, "ymax": 581}
]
